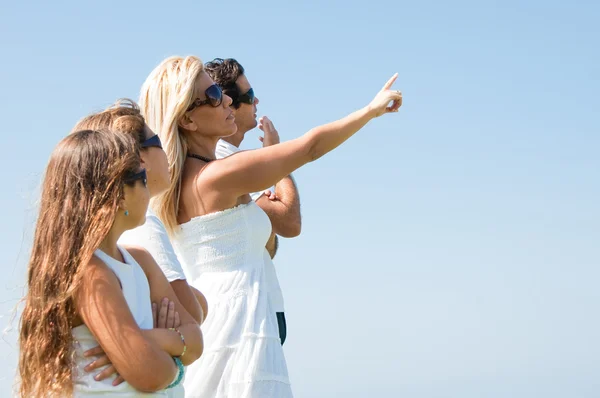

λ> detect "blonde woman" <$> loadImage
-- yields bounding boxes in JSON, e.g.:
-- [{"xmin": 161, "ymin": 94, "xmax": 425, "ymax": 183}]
[{"xmin": 140, "ymin": 55, "xmax": 402, "ymax": 397}]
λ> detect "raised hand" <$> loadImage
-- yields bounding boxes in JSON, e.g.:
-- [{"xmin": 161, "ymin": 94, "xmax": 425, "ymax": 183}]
[
  {"xmin": 258, "ymin": 116, "xmax": 281, "ymax": 147},
  {"xmin": 368, "ymin": 73, "xmax": 403, "ymax": 117}
]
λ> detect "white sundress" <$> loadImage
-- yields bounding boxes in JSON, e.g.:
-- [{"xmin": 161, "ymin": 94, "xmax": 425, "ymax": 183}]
[{"xmin": 172, "ymin": 201, "xmax": 293, "ymax": 398}]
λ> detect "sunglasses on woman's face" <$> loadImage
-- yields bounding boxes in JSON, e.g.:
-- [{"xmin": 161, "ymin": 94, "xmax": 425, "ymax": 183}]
[
  {"xmin": 141, "ymin": 134, "xmax": 162, "ymax": 149},
  {"xmin": 124, "ymin": 168, "xmax": 147, "ymax": 187},
  {"xmin": 187, "ymin": 84, "xmax": 223, "ymax": 111},
  {"xmin": 226, "ymin": 88, "xmax": 255, "ymax": 110}
]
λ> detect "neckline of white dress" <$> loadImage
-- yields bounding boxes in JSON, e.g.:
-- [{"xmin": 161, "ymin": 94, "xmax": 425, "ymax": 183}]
[
  {"xmin": 95, "ymin": 246, "xmax": 131, "ymax": 266},
  {"xmin": 178, "ymin": 201, "xmax": 255, "ymax": 229}
]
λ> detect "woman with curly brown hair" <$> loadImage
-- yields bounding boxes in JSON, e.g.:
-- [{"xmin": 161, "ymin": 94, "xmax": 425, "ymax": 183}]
[{"xmin": 18, "ymin": 128, "xmax": 203, "ymax": 397}]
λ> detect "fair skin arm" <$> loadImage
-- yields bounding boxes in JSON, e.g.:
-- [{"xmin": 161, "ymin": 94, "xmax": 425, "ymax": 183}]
[
  {"xmin": 75, "ymin": 257, "xmax": 178, "ymax": 392},
  {"xmin": 197, "ymin": 75, "xmax": 401, "ymax": 209},
  {"xmin": 169, "ymin": 279, "xmax": 205, "ymax": 325},
  {"xmin": 83, "ymin": 249, "xmax": 204, "ymax": 387},
  {"xmin": 85, "ymin": 298, "xmax": 181, "ymax": 385},
  {"xmin": 190, "ymin": 285, "xmax": 209, "ymax": 321},
  {"xmin": 85, "ymin": 289, "xmax": 206, "ymax": 385},
  {"xmin": 126, "ymin": 246, "xmax": 204, "ymax": 366}
]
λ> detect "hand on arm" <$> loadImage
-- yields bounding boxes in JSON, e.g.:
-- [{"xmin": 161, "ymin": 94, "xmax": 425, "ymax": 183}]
[
  {"xmin": 76, "ymin": 258, "xmax": 178, "ymax": 392},
  {"xmin": 126, "ymin": 247, "xmax": 204, "ymax": 366},
  {"xmin": 84, "ymin": 298, "xmax": 181, "ymax": 385}
]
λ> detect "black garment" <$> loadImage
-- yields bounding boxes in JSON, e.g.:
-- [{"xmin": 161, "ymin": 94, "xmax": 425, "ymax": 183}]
[{"xmin": 276, "ymin": 312, "xmax": 287, "ymax": 345}]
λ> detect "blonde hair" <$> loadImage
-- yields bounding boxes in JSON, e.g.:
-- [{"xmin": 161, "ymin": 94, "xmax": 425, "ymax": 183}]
[{"xmin": 139, "ymin": 56, "xmax": 204, "ymax": 234}]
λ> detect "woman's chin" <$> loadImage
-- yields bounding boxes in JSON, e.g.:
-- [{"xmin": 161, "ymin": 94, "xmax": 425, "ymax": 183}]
[{"xmin": 221, "ymin": 125, "xmax": 238, "ymax": 138}]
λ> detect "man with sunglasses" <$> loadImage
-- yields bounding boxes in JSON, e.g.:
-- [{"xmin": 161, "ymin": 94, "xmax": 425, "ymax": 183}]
[{"xmin": 205, "ymin": 58, "xmax": 301, "ymax": 346}]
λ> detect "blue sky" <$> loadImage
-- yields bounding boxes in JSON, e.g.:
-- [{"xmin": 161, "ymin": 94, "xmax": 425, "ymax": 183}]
[{"xmin": 1, "ymin": 0, "xmax": 599, "ymax": 397}]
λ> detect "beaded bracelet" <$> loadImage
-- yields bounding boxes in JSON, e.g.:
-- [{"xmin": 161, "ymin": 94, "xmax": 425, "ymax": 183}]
[
  {"xmin": 169, "ymin": 327, "xmax": 187, "ymax": 357},
  {"xmin": 166, "ymin": 356, "xmax": 184, "ymax": 389}
]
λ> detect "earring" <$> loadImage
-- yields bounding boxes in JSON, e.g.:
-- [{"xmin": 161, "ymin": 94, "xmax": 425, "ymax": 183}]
[{"xmin": 124, "ymin": 210, "xmax": 129, "ymax": 216}]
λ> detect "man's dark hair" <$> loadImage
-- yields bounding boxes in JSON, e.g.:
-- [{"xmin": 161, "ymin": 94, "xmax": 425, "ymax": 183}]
[{"xmin": 204, "ymin": 58, "xmax": 245, "ymax": 95}]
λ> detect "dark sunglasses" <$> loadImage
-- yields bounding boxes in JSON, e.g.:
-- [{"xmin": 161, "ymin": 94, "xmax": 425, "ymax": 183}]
[
  {"xmin": 226, "ymin": 88, "xmax": 255, "ymax": 110},
  {"xmin": 187, "ymin": 84, "xmax": 223, "ymax": 111},
  {"xmin": 141, "ymin": 134, "xmax": 162, "ymax": 149},
  {"xmin": 124, "ymin": 168, "xmax": 147, "ymax": 187}
]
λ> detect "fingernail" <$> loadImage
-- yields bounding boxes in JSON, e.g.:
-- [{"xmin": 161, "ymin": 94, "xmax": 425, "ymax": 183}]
[
  {"xmin": 169, "ymin": 301, "xmax": 175, "ymax": 308},
  {"xmin": 94, "ymin": 374, "xmax": 101, "ymax": 381}
]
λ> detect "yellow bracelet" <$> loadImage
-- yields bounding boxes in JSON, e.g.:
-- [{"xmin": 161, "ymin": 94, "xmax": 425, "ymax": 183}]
[{"xmin": 169, "ymin": 327, "xmax": 187, "ymax": 357}]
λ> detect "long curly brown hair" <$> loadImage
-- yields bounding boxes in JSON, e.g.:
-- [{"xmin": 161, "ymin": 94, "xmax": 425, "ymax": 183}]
[{"xmin": 18, "ymin": 129, "xmax": 141, "ymax": 397}]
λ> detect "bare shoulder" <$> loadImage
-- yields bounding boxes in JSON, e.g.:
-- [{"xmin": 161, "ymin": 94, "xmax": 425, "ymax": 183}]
[
  {"xmin": 122, "ymin": 245, "xmax": 159, "ymax": 279},
  {"xmin": 178, "ymin": 160, "xmax": 209, "ymax": 222},
  {"xmin": 75, "ymin": 254, "xmax": 124, "ymax": 322},
  {"xmin": 180, "ymin": 159, "xmax": 239, "ymax": 218},
  {"xmin": 82, "ymin": 254, "xmax": 118, "ymax": 285}
]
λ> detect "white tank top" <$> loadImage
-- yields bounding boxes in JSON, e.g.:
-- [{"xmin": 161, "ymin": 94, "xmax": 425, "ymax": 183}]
[{"xmin": 71, "ymin": 247, "xmax": 167, "ymax": 397}]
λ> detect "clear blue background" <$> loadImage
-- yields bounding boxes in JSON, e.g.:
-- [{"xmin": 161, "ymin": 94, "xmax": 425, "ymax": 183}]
[{"xmin": 1, "ymin": 0, "xmax": 598, "ymax": 396}]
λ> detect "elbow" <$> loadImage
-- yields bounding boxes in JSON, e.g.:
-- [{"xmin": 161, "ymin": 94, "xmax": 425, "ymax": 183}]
[
  {"xmin": 187, "ymin": 303, "xmax": 203, "ymax": 325},
  {"xmin": 307, "ymin": 142, "xmax": 323, "ymax": 162},
  {"xmin": 276, "ymin": 217, "xmax": 302, "ymax": 238},
  {"xmin": 183, "ymin": 341, "xmax": 204, "ymax": 365},
  {"xmin": 133, "ymin": 379, "xmax": 169, "ymax": 393},
  {"xmin": 290, "ymin": 219, "xmax": 302, "ymax": 237},
  {"xmin": 279, "ymin": 221, "xmax": 301, "ymax": 238},
  {"xmin": 126, "ymin": 361, "xmax": 177, "ymax": 392},
  {"xmin": 303, "ymin": 132, "xmax": 322, "ymax": 162},
  {"xmin": 194, "ymin": 289, "xmax": 209, "ymax": 325}
]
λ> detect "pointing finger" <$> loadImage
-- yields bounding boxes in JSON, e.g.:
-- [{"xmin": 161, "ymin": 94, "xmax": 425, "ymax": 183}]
[{"xmin": 382, "ymin": 73, "xmax": 398, "ymax": 90}]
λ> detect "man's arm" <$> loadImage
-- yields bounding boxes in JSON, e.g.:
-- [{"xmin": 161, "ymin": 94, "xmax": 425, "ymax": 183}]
[
  {"xmin": 255, "ymin": 116, "xmax": 302, "ymax": 238},
  {"xmin": 255, "ymin": 174, "xmax": 301, "ymax": 238}
]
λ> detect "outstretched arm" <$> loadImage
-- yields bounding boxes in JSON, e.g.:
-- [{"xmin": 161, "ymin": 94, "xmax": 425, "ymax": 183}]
[{"xmin": 200, "ymin": 74, "xmax": 402, "ymax": 202}]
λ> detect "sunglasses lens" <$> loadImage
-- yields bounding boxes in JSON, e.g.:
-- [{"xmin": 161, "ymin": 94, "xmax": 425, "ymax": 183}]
[
  {"xmin": 125, "ymin": 169, "xmax": 148, "ymax": 187},
  {"xmin": 206, "ymin": 85, "xmax": 223, "ymax": 107},
  {"xmin": 142, "ymin": 134, "xmax": 162, "ymax": 149},
  {"xmin": 235, "ymin": 88, "xmax": 254, "ymax": 106},
  {"xmin": 244, "ymin": 88, "xmax": 254, "ymax": 104}
]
